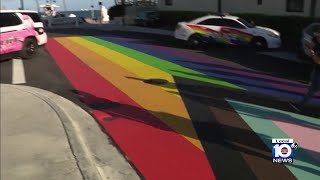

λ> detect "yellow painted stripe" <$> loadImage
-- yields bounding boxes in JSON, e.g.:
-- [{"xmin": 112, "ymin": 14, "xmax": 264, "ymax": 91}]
[
  {"xmin": 55, "ymin": 37, "xmax": 204, "ymax": 151},
  {"xmin": 67, "ymin": 36, "xmax": 178, "ymax": 94}
]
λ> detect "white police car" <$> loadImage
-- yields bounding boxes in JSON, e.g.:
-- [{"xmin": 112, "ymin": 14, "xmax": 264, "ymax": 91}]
[{"xmin": 174, "ymin": 13, "xmax": 281, "ymax": 49}]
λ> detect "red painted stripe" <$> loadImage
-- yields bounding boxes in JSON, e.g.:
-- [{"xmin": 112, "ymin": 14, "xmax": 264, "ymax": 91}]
[
  {"xmin": 187, "ymin": 24, "xmax": 219, "ymax": 33},
  {"xmin": 221, "ymin": 27, "xmax": 253, "ymax": 37},
  {"xmin": 186, "ymin": 23, "xmax": 253, "ymax": 37},
  {"xmin": 46, "ymin": 38, "xmax": 216, "ymax": 180}
]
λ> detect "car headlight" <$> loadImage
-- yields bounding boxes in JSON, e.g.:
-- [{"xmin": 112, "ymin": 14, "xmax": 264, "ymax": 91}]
[
  {"xmin": 268, "ymin": 33, "xmax": 279, "ymax": 38},
  {"xmin": 38, "ymin": 28, "xmax": 44, "ymax": 33},
  {"xmin": 35, "ymin": 28, "xmax": 44, "ymax": 34}
]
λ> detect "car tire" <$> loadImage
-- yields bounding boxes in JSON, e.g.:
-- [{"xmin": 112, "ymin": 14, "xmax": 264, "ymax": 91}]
[
  {"xmin": 250, "ymin": 37, "xmax": 267, "ymax": 49},
  {"xmin": 20, "ymin": 38, "xmax": 38, "ymax": 59},
  {"xmin": 187, "ymin": 34, "xmax": 203, "ymax": 48}
]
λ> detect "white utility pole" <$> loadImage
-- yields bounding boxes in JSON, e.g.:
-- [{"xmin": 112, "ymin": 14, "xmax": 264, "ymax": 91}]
[
  {"xmin": 35, "ymin": 0, "xmax": 41, "ymax": 12},
  {"xmin": 63, "ymin": 0, "xmax": 68, "ymax": 11}
]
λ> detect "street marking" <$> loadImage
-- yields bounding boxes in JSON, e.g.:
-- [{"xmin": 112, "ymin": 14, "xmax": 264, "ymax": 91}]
[
  {"xmin": 55, "ymin": 37, "xmax": 204, "ymax": 151},
  {"xmin": 12, "ymin": 58, "xmax": 26, "ymax": 84},
  {"xmin": 66, "ymin": 36, "xmax": 178, "ymax": 93},
  {"xmin": 227, "ymin": 99, "xmax": 320, "ymax": 180},
  {"xmin": 86, "ymin": 36, "xmax": 242, "ymax": 90},
  {"xmin": 46, "ymin": 38, "xmax": 215, "ymax": 180}
]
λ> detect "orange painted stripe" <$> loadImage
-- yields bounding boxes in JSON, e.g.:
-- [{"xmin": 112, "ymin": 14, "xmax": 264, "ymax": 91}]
[
  {"xmin": 46, "ymin": 38, "xmax": 215, "ymax": 180},
  {"xmin": 54, "ymin": 37, "xmax": 203, "ymax": 151}
]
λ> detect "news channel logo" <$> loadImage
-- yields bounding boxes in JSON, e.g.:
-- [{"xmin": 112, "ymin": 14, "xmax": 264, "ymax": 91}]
[{"xmin": 272, "ymin": 139, "xmax": 298, "ymax": 164}]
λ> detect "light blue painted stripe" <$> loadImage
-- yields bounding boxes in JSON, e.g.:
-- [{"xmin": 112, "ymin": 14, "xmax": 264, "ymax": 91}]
[{"xmin": 227, "ymin": 99, "xmax": 320, "ymax": 180}]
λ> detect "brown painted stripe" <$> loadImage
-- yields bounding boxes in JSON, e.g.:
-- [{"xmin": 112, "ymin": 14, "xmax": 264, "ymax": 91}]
[
  {"xmin": 174, "ymin": 76, "xmax": 296, "ymax": 179},
  {"xmin": 174, "ymin": 76, "xmax": 257, "ymax": 179},
  {"xmin": 209, "ymin": 105, "xmax": 296, "ymax": 179}
]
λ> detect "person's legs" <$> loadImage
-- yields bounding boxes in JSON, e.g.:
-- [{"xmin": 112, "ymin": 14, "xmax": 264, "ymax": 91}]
[
  {"xmin": 289, "ymin": 69, "xmax": 319, "ymax": 113},
  {"xmin": 299, "ymin": 69, "xmax": 320, "ymax": 105},
  {"xmin": 299, "ymin": 85, "xmax": 316, "ymax": 105}
]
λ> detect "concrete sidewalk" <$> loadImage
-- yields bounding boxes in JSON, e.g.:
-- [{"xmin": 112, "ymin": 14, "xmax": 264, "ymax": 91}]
[{"xmin": 0, "ymin": 84, "xmax": 140, "ymax": 180}]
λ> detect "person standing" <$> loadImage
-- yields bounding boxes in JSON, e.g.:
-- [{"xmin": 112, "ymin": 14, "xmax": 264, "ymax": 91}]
[{"xmin": 291, "ymin": 31, "xmax": 320, "ymax": 112}]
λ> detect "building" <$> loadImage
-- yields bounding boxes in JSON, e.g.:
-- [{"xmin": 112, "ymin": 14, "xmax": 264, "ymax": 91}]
[
  {"xmin": 115, "ymin": 0, "xmax": 158, "ymax": 6},
  {"xmin": 157, "ymin": 0, "xmax": 217, "ymax": 12},
  {"xmin": 156, "ymin": 0, "xmax": 320, "ymax": 17}
]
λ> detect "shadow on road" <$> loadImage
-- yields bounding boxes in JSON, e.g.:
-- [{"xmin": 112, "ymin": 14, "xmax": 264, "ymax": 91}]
[{"xmin": 70, "ymin": 80, "xmax": 320, "ymax": 174}]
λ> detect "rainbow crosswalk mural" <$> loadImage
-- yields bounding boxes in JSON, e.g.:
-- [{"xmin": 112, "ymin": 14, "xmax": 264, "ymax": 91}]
[{"xmin": 46, "ymin": 34, "xmax": 320, "ymax": 180}]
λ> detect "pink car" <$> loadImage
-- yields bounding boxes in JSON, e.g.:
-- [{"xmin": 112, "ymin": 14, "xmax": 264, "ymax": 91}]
[{"xmin": 0, "ymin": 12, "xmax": 40, "ymax": 60}]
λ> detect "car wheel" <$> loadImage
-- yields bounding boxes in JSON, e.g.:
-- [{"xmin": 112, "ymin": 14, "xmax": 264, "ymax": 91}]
[
  {"xmin": 187, "ymin": 34, "xmax": 203, "ymax": 48},
  {"xmin": 20, "ymin": 38, "xmax": 38, "ymax": 59},
  {"xmin": 250, "ymin": 37, "xmax": 267, "ymax": 49}
]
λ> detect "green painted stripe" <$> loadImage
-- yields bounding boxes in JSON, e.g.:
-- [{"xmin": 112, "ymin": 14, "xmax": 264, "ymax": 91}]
[
  {"xmin": 82, "ymin": 36, "xmax": 243, "ymax": 90},
  {"xmin": 227, "ymin": 99, "xmax": 320, "ymax": 180}
]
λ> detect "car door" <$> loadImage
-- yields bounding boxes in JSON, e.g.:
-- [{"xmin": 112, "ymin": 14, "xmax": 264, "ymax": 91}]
[
  {"xmin": 0, "ymin": 13, "xmax": 26, "ymax": 54},
  {"xmin": 196, "ymin": 18, "xmax": 224, "ymax": 43},
  {"xmin": 218, "ymin": 19, "xmax": 253, "ymax": 45},
  {"xmin": 52, "ymin": 14, "xmax": 67, "ymax": 25}
]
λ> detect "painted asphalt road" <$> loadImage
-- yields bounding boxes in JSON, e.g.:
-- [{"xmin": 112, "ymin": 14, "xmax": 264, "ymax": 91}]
[
  {"xmin": 0, "ymin": 47, "xmax": 89, "ymax": 111},
  {"xmin": 1, "ymin": 29, "xmax": 320, "ymax": 179}
]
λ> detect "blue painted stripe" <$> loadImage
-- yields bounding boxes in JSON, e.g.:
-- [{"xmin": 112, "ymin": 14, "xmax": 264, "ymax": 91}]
[
  {"xmin": 227, "ymin": 99, "xmax": 320, "ymax": 179},
  {"xmin": 95, "ymin": 36, "xmax": 320, "ymax": 105}
]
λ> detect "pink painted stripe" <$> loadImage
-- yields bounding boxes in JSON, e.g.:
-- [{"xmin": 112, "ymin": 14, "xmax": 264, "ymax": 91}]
[{"xmin": 272, "ymin": 118, "xmax": 320, "ymax": 162}]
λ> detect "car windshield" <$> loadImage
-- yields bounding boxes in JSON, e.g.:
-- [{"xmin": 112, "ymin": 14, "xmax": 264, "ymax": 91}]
[{"xmin": 237, "ymin": 18, "xmax": 255, "ymax": 28}]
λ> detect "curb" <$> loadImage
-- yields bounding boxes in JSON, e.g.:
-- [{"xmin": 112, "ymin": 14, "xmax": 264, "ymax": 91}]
[
  {"xmin": 1, "ymin": 84, "xmax": 140, "ymax": 180},
  {"xmin": 46, "ymin": 24, "xmax": 174, "ymax": 37}
]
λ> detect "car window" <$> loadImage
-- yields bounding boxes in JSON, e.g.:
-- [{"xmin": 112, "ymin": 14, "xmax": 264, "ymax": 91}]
[
  {"xmin": 237, "ymin": 18, "xmax": 255, "ymax": 28},
  {"xmin": 219, "ymin": 19, "xmax": 246, "ymax": 29},
  {"xmin": 139, "ymin": 12, "xmax": 146, "ymax": 18},
  {"xmin": 0, "ymin": 13, "xmax": 22, "ymax": 27},
  {"xmin": 306, "ymin": 24, "xmax": 320, "ymax": 36},
  {"xmin": 20, "ymin": 12, "xmax": 42, "ymax": 22},
  {"xmin": 198, "ymin": 18, "xmax": 220, "ymax": 26}
]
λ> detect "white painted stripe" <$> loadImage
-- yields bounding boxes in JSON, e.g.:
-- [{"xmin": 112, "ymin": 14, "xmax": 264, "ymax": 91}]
[{"xmin": 12, "ymin": 58, "xmax": 26, "ymax": 84}]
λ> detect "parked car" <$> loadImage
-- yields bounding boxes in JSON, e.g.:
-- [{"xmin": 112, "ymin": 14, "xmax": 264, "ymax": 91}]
[
  {"xmin": 135, "ymin": 11, "xmax": 159, "ymax": 27},
  {"xmin": 42, "ymin": 13, "xmax": 84, "ymax": 26},
  {"xmin": 174, "ymin": 13, "xmax": 281, "ymax": 49},
  {"xmin": 0, "ymin": 11, "xmax": 40, "ymax": 60},
  {"xmin": 1, "ymin": 10, "xmax": 47, "ymax": 46},
  {"xmin": 300, "ymin": 23, "xmax": 320, "ymax": 58}
]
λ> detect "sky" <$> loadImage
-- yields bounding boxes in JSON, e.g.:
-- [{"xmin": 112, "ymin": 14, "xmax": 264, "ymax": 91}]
[{"xmin": 0, "ymin": 0, "xmax": 115, "ymax": 11}]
